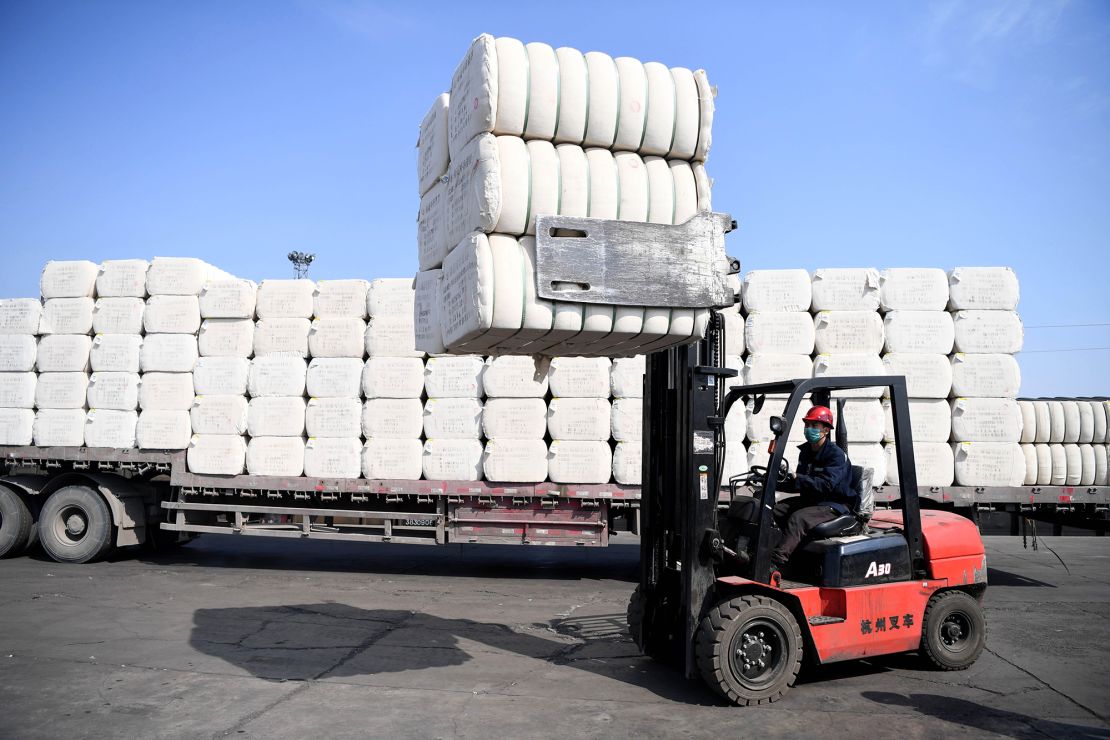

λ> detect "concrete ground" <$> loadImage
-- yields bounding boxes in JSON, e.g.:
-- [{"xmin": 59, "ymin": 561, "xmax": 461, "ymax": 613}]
[{"xmin": 0, "ymin": 534, "xmax": 1108, "ymax": 740}]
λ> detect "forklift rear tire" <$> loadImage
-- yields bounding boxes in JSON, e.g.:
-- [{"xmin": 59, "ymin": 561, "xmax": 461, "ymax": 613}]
[
  {"xmin": 921, "ymin": 590, "xmax": 986, "ymax": 671},
  {"xmin": 696, "ymin": 594, "xmax": 803, "ymax": 706}
]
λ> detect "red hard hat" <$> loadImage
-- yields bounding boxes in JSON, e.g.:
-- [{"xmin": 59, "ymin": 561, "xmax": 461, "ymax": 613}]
[{"xmin": 803, "ymin": 405, "xmax": 835, "ymax": 428}]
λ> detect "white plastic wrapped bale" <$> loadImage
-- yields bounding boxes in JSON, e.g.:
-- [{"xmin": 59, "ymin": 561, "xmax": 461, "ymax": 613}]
[
  {"xmin": 417, "ymin": 183, "xmax": 449, "ymax": 272},
  {"xmin": 35, "ymin": 372, "xmax": 88, "ymax": 409},
  {"xmin": 147, "ymin": 258, "xmax": 232, "ymax": 296},
  {"xmin": 306, "ymin": 398, "xmax": 362, "ymax": 438},
  {"xmin": 878, "ymin": 268, "xmax": 949, "ymax": 312},
  {"xmin": 40, "ymin": 298, "xmax": 94, "ymax": 335},
  {"xmin": 881, "ymin": 353, "xmax": 952, "ymax": 399},
  {"xmin": 136, "ymin": 410, "xmax": 191, "ymax": 449},
  {"xmin": 362, "ymin": 357, "xmax": 425, "ymax": 398},
  {"xmin": 447, "ymin": 35, "xmax": 713, "ymax": 160},
  {"xmin": 744, "ymin": 312, "xmax": 815, "ymax": 355},
  {"xmin": 199, "ymin": 279, "xmax": 257, "ymax": 319},
  {"xmin": 743, "ymin": 354, "xmax": 812, "ymax": 386},
  {"xmin": 187, "ymin": 434, "xmax": 247, "ymax": 475},
  {"xmin": 1036, "ymin": 444, "xmax": 1055, "ymax": 485},
  {"xmin": 813, "ymin": 311, "xmax": 885, "ymax": 355},
  {"xmin": 86, "ymin": 372, "xmax": 140, "ymax": 411},
  {"xmin": 547, "ymin": 357, "xmax": 610, "ymax": 398},
  {"xmin": 248, "ymin": 355, "xmax": 307, "ymax": 397},
  {"xmin": 85, "ymin": 409, "xmax": 138, "ymax": 449},
  {"xmin": 1044, "ymin": 401, "xmax": 1066, "ymax": 444},
  {"xmin": 1095, "ymin": 444, "xmax": 1109, "ymax": 486},
  {"xmin": 1077, "ymin": 444, "xmax": 1097, "ymax": 486},
  {"xmin": 882, "ymin": 312, "xmax": 954, "ymax": 354},
  {"xmin": 0, "ymin": 335, "xmax": 37, "ymax": 372},
  {"xmin": 613, "ymin": 441, "xmax": 642, "ymax": 485},
  {"xmin": 139, "ymin": 372, "xmax": 195, "ymax": 411},
  {"xmin": 847, "ymin": 443, "xmax": 887, "ymax": 487},
  {"xmin": 417, "ymin": 93, "xmax": 450, "ymax": 196},
  {"xmin": 885, "ymin": 442, "xmax": 955, "ymax": 487},
  {"xmin": 366, "ymin": 278, "xmax": 416, "ymax": 317},
  {"xmin": 547, "ymin": 398, "xmax": 612, "ymax": 440},
  {"xmin": 720, "ymin": 436, "xmax": 749, "ymax": 484},
  {"xmin": 482, "ymin": 398, "xmax": 547, "ymax": 438},
  {"xmin": 362, "ymin": 438, "xmax": 423, "ymax": 479},
  {"xmin": 483, "ymin": 356, "xmax": 549, "ymax": 397},
  {"xmin": 40, "ymin": 260, "xmax": 99, "ymax": 299},
  {"xmin": 91, "ymin": 298, "xmax": 145, "ymax": 335},
  {"xmin": 1031, "ymin": 400, "xmax": 1052, "ymax": 444},
  {"xmin": 883, "ymin": 398, "xmax": 952, "ymax": 443},
  {"xmin": 952, "ymin": 442, "xmax": 1025, "ymax": 486},
  {"xmin": 143, "ymin": 295, "xmax": 201, "ymax": 334},
  {"xmin": 314, "ymin": 279, "xmax": 369, "ymax": 319},
  {"xmin": 198, "ymin": 319, "xmax": 254, "ymax": 358},
  {"xmin": 362, "ymin": 398, "xmax": 424, "ymax": 439},
  {"xmin": 304, "ymin": 438, "xmax": 362, "ymax": 479},
  {"xmin": 0, "ymin": 372, "xmax": 35, "ymax": 408},
  {"xmin": 722, "ymin": 309, "xmax": 745, "ymax": 356},
  {"xmin": 746, "ymin": 397, "xmax": 801, "ymax": 444},
  {"xmin": 947, "ymin": 267, "xmax": 1020, "ymax": 311},
  {"xmin": 547, "ymin": 440, "xmax": 613, "ymax": 484},
  {"xmin": 835, "ymin": 399, "xmax": 885, "ymax": 443},
  {"xmin": 610, "ymin": 356, "xmax": 645, "ymax": 399},
  {"xmin": 190, "ymin": 395, "xmax": 249, "ymax": 435},
  {"xmin": 950, "ymin": 354, "xmax": 1021, "ymax": 398},
  {"xmin": 741, "ymin": 270, "xmax": 811, "ymax": 312},
  {"xmin": 256, "ymin": 280, "xmax": 315, "ymax": 319},
  {"xmin": 193, "ymin": 357, "xmax": 250, "ymax": 396},
  {"xmin": 812, "ymin": 355, "xmax": 887, "ymax": 398},
  {"xmin": 253, "ymin": 318, "xmax": 310, "ymax": 358},
  {"xmin": 413, "ymin": 269, "xmax": 444, "ymax": 354},
  {"xmin": 482, "ymin": 439, "xmax": 549, "ymax": 483},
  {"xmin": 1021, "ymin": 443, "xmax": 1038, "ymax": 485},
  {"xmin": 1017, "ymin": 400, "xmax": 1036, "ymax": 444},
  {"xmin": 810, "ymin": 268, "xmax": 880, "ymax": 311},
  {"xmin": 36, "ymin": 335, "xmax": 92, "ymax": 372},
  {"xmin": 1076, "ymin": 401, "xmax": 1095, "ymax": 443},
  {"xmin": 422, "ymin": 398, "xmax": 483, "ymax": 439},
  {"xmin": 96, "ymin": 259, "xmax": 149, "ymax": 298},
  {"xmin": 1086, "ymin": 400, "xmax": 1105, "ymax": 443},
  {"xmin": 611, "ymin": 398, "xmax": 643, "ymax": 442},
  {"xmin": 308, "ymin": 318, "xmax": 366, "ymax": 359},
  {"xmin": 1059, "ymin": 444, "xmax": 1080, "ymax": 485},
  {"xmin": 0, "ymin": 299, "xmax": 42, "ymax": 334},
  {"xmin": 1060, "ymin": 400, "xmax": 1081, "ymax": 444},
  {"xmin": 951, "ymin": 311, "xmax": 1024, "ymax": 354},
  {"xmin": 247, "ymin": 397, "xmax": 306, "ymax": 437},
  {"xmin": 140, "ymin": 334, "xmax": 198, "ymax": 373},
  {"xmin": 365, "ymin": 314, "xmax": 421, "ymax": 358},
  {"xmin": 306, "ymin": 358, "xmax": 363, "ymax": 398},
  {"xmin": 247, "ymin": 437, "xmax": 306, "ymax": 476},
  {"xmin": 424, "ymin": 356, "xmax": 484, "ymax": 398},
  {"xmin": 422, "ymin": 438, "xmax": 484, "ymax": 480},
  {"xmin": 950, "ymin": 398, "xmax": 1023, "ymax": 443},
  {"xmin": 89, "ymin": 335, "xmax": 143, "ymax": 373},
  {"xmin": 33, "ymin": 409, "xmax": 85, "ymax": 447},
  {"xmin": 0, "ymin": 408, "xmax": 34, "ymax": 445}
]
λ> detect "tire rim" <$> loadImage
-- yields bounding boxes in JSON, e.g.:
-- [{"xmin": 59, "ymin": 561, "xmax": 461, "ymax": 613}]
[
  {"xmin": 729, "ymin": 617, "xmax": 787, "ymax": 689},
  {"xmin": 939, "ymin": 611, "xmax": 973, "ymax": 653},
  {"xmin": 53, "ymin": 505, "xmax": 89, "ymax": 546}
]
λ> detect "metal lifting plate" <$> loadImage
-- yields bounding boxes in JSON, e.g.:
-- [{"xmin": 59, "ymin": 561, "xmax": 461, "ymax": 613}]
[{"xmin": 534, "ymin": 211, "xmax": 737, "ymax": 309}]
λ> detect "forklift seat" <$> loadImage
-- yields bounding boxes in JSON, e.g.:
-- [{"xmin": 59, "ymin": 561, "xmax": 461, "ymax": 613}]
[{"xmin": 806, "ymin": 465, "xmax": 871, "ymax": 540}]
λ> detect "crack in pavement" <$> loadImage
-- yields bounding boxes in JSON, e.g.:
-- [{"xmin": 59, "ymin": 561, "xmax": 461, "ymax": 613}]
[{"xmin": 984, "ymin": 646, "xmax": 1107, "ymax": 722}]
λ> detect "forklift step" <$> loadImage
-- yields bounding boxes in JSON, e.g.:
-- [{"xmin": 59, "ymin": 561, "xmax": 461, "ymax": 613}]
[{"xmin": 808, "ymin": 616, "xmax": 846, "ymax": 626}]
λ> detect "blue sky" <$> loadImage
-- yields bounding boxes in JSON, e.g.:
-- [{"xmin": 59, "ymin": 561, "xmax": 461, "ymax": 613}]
[{"xmin": 1, "ymin": 0, "xmax": 1107, "ymax": 395}]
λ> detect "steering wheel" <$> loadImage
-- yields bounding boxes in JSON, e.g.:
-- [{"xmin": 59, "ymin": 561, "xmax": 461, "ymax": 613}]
[{"xmin": 749, "ymin": 457, "xmax": 792, "ymax": 486}]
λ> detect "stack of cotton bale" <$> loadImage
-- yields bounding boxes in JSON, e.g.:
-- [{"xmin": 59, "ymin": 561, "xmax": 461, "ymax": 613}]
[
  {"xmin": 879, "ymin": 268, "xmax": 957, "ymax": 487},
  {"xmin": 610, "ymin": 356, "xmax": 645, "ymax": 485},
  {"xmin": 1018, "ymin": 398, "xmax": 1109, "ymax": 487},
  {"xmin": 422, "ymin": 355, "xmax": 484, "ymax": 481},
  {"xmin": 481, "ymin": 356, "xmax": 550, "ymax": 482},
  {"xmin": 0, "ymin": 298, "xmax": 41, "ymax": 445},
  {"xmin": 414, "ymin": 34, "xmax": 717, "ymax": 356},
  {"xmin": 739, "ymin": 269, "xmax": 814, "ymax": 474},
  {"xmin": 946, "ymin": 268, "xmax": 1026, "ymax": 487},
  {"xmin": 361, "ymin": 280, "xmax": 426, "ymax": 479},
  {"xmin": 36, "ymin": 262, "xmax": 98, "ymax": 446},
  {"xmin": 87, "ymin": 260, "xmax": 147, "ymax": 449},
  {"xmin": 547, "ymin": 357, "xmax": 614, "ymax": 483}
]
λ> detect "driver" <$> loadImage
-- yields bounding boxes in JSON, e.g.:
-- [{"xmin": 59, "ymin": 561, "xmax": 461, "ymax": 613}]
[{"xmin": 770, "ymin": 405, "xmax": 857, "ymax": 568}]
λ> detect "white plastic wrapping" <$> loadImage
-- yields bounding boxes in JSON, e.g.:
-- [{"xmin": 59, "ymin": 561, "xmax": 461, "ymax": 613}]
[
  {"xmin": 481, "ymin": 438, "xmax": 549, "ymax": 482},
  {"xmin": 422, "ymin": 438, "xmax": 484, "ymax": 480},
  {"xmin": 366, "ymin": 278, "xmax": 416, "ymax": 317},
  {"xmin": 247, "ymin": 437, "xmax": 306, "ymax": 476},
  {"xmin": 547, "ymin": 440, "xmax": 613, "ymax": 484},
  {"xmin": 1078, "ymin": 444, "xmax": 1097, "ymax": 486},
  {"xmin": 745, "ymin": 396, "xmax": 801, "ymax": 444},
  {"xmin": 247, "ymin": 396, "xmax": 306, "ymax": 437},
  {"xmin": 306, "ymin": 358, "xmax": 363, "ymax": 398},
  {"xmin": 304, "ymin": 438, "xmax": 362, "ymax": 479},
  {"xmin": 743, "ymin": 354, "xmax": 813, "ymax": 386},
  {"xmin": 611, "ymin": 398, "xmax": 643, "ymax": 442},
  {"xmin": 548, "ymin": 357, "xmax": 611, "ymax": 398},
  {"xmin": 1049, "ymin": 444, "xmax": 1068, "ymax": 485},
  {"xmin": 253, "ymin": 318, "xmax": 310, "ymax": 358},
  {"xmin": 190, "ymin": 395, "xmax": 249, "ymax": 435},
  {"xmin": 198, "ymin": 319, "xmax": 254, "ymax": 358},
  {"xmin": 140, "ymin": 334, "xmax": 198, "ymax": 373},
  {"xmin": 143, "ymin": 295, "xmax": 201, "ymax": 334},
  {"xmin": 610, "ymin": 356, "xmax": 646, "ymax": 399},
  {"xmin": 314, "ymin": 279, "xmax": 370, "ymax": 319},
  {"xmin": 147, "ymin": 257, "xmax": 231, "ymax": 296},
  {"xmin": 90, "ymin": 334, "xmax": 142, "ymax": 373},
  {"xmin": 1060, "ymin": 401, "xmax": 1081, "ymax": 444},
  {"xmin": 612, "ymin": 441, "xmax": 642, "ymax": 485},
  {"xmin": 417, "ymin": 182, "xmax": 449, "ymax": 272},
  {"xmin": 847, "ymin": 442, "xmax": 887, "ymax": 488},
  {"xmin": 365, "ymin": 314, "xmax": 422, "ymax": 358},
  {"xmin": 1035, "ymin": 444, "xmax": 1053, "ymax": 486},
  {"xmin": 947, "ymin": 267, "xmax": 1020, "ymax": 310},
  {"xmin": 1079, "ymin": 401, "xmax": 1098, "ymax": 444},
  {"xmin": 952, "ymin": 441, "xmax": 1025, "ymax": 486},
  {"xmin": 40, "ymin": 260, "xmax": 99, "ymax": 299},
  {"xmin": 0, "ymin": 408, "xmax": 34, "ymax": 445},
  {"xmin": 1021, "ymin": 443, "xmax": 1038, "ymax": 485},
  {"xmin": 835, "ymin": 399, "xmax": 885, "ymax": 443},
  {"xmin": 87, "ymin": 372, "xmax": 141, "ymax": 411},
  {"xmin": 744, "ymin": 312, "xmax": 816, "ymax": 355},
  {"xmin": 883, "ymin": 398, "xmax": 952, "ymax": 443},
  {"xmin": 40, "ymin": 298, "xmax": 94, "ymax": 335},
  {"xmin": 362, "ymin": 357, "xmax": 425, "ymax": 398},
  {"xmin": 362, "ymin": 398, "xmax": 424, "ymax": 439},
  {"xmin": 952, "ymin": 310, "xmax": 1024, "ymax": 354},
  {"xmin": 482, "ymin": 356, "xmax": 549, "ymax": 397},
  {"xmin": 885, "ymin": 442, "xmax": 955, "ymax": 487},
  {"xmin": 0, "ymin": 372, "xmax": 36, "ymax": 408},
  {"xmin": 878, "ymin": 268, "xmax": 949, "ymax": 311},
  {"xmin": 255, "ymin": 280, "xmax": 315, "ymax": 319},
  {"xmin": 741, "ymin": 270, "xmax": 811, "ymax": 312},
  {"xmin": 883, "ymin": 311, "xmax": 954, "ymax": 354},
  {"xmin": 35, "ymin": 372, "xmax": 89, "ymax": 409},
  {"xmin": 85, "ymin": 409, "xmax": 138, "ymax": 448},
  {"xmin": 482, "ymin": 398, "xmax": 547, "ymax": 439},
  {"xmin": 0, "ymin": 335, "xmax": 38, "ymax": 372},
  {"xmin": 139, "ymin": 372, "xmax": 195, "ymax": 411},
  {"xmin": 813, "ymin": 311, "xmax": 885, "ymax": 355},
  {"xmin": 417, "ymin": 93, "xmax": 450, "ymax": 196},
  {"xmin": 881, "ymin": 353, "xmax": 952, "ymax": 399},
  {"xmin": 950, "ymin": 354, "xmax": 1021, "ymax": 398},
  {"xmin": 812, "ymin": 355, "xmax": 887, "ymax": 398},
  {"xmin": 0, "ymin": 299, "xmax": 42, "ymax": 335},
  {"xmin": 547, "ymin": 398, "xmax": 612, "ymax": 440},
  {"xmin": 1032, "ymin": 400, "xmax": 1052, "ymax": 444},
  {"xmin": 92, "ymin": 298, "xmax": 145, "ymax": 335},
  {"xmin": 362, "ymin": 438, "xmax": 423, "ymax": 480},
  {"xmin": 413, "ymin": 269, "xmax": 445, "ymax": 355},
  {"xmin": 187, "ymin": 434, "xmax": 247, "ymax": 475},
  {"xmin": 308, "ymin": 318, "xmax": 366, "ymax": 359},
  {"xmin": 1046, "ymin": 401, "xmax": 1066, "ymax": 444},
  {"xmin": 810, "ymin": 268, "xmax": 881, "ymax": 311},
  {"xmin": 199, "ymin": 279, "xmax": 257, "ymax": 319},
  {"xmin": 247, "ymin": 355, "xmax": 307, "ymax": 397},
  {"xmin": 950, "ymin": 398, "xmax": 1023, "ymax": 442},
  {"xmin": 135, "ymin": 410, "xmax": 191, "ymax": 450},
  {"xmin": 193, "ymin": 357, "xmax": 250, "ymax": 396},
  {"xmin": 1018, "ymin": 401, "xmax": 1037, "ymax": 443},
  {"xmin": 424, "ymin": 356, "xmax": 485, "ymax": 398},
  {"xmin": 36, "ymin": 335, "xmax": 92, "ymax": 372},
  {"xmin": 423, "ymin": 398, "xmax": 483, "ymax": 438},
  {"xmin": 33, "ymin": 409, "xmax": 86, "ymax": 447}
]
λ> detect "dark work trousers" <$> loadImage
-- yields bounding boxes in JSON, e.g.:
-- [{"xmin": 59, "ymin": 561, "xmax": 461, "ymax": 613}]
[{"xmin": 724, "ymin": 496, "xmax": 839, "ymax": 565}]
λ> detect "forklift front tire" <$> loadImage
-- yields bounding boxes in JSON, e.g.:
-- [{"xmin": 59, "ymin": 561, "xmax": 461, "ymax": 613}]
[
  {"xmin": 627, "ymin": 585, "xmax": 646, "ymax": 649},
  {"xmin": 696, "ymin": 594, "xmax": 803, "ymax": 706},
  {"xmin": 920, "ymin": 590, "xmax": 986, "ymax": 671}
]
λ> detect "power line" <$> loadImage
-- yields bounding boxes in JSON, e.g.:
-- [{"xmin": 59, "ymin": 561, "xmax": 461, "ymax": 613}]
[
  {"xmin": 1024, "ymin": 323, "xmax": 1110, "ymax": 329},
  {"xmin": 1020, "ymin": 347, "xmax": 1110, "ymax": 353}
]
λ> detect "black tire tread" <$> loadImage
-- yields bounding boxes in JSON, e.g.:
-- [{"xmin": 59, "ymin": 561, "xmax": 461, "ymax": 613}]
[
  {"xmin": 38, "ymin": 486, "xmax": 114, "ymax": 564},
  {"xmin": 921, "ymin": 589, "xmax": 986, "ymax": 671},
  {"xmin": 0, "ymin": 485, "xmax": 34, "ymax": 558}
]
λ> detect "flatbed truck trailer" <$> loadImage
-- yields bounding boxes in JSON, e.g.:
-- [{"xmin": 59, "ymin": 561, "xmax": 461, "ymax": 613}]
[{"xmin": 1, "ymin": 445, "xmax": 1107, "ymax": 563}]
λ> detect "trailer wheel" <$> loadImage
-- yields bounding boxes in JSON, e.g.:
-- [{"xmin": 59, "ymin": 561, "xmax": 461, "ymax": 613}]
[
  {"xmin": 0, "ymin": 485, "xmax": 35, "ymax": 558},
  {"xmin": 38, "ymin": 486, "xmax": 114, "ymax": 564},
  {"xmin": 627, "ymin": 585, "xmax": 646, "ymax": 648},
  {"xmin": 921, "ymin": 590, "xmax": 986, "ymax": 671},
  {"xmin": 696, "ymin": 594, "xmax": 803, "ymax": 706}
]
